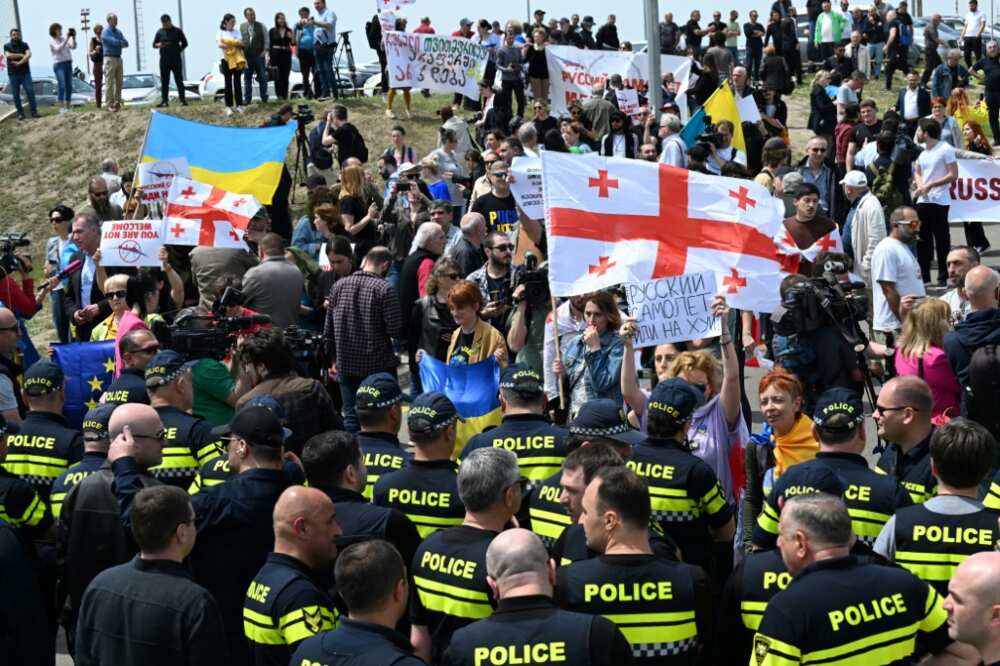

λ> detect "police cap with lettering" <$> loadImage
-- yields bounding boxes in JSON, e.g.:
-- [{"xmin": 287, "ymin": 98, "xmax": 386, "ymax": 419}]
[
  {"xmin": 238, "ymin": 395, "xmax": 292, "ymax": 440},
  {"xmin": 569, "ymin": 398, "xmax": 644, "ymax": 447},
  {"xmin": 647, "ymin": 378, "xmax": 705, "ymax": 427},
  {"xmin": 499, "ymin": 364, "xmax": 544, "ymax": 397},
  {"xmin": 24, "ymin": 359, "xmax": 65, "ymax": 397},
  {"xmin": 813, "ymin": 387, "xmax": 865, "ymax": 430},
  {"xmin": 356, "ymin": 372, "xmax": 403, "ymax": 410},
  {"xmin": 408, "ymin": 391, "xmax": 458, "ymax": 437},
  {"xmin": 82, "ymin": 402, "xmax": 117, "ymax": 441},
  {"xmin": 211, "ymin": 405, "xmax": 286, "ymax": 448},
  {"xmin": 145, "ymin": 350, "xmax": 197, "ymax": 388}
]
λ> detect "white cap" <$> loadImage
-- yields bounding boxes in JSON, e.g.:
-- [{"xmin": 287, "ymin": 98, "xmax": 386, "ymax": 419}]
[{"xmin": 839, "ymin": 170, "xmax": 868, "ymax": 187}]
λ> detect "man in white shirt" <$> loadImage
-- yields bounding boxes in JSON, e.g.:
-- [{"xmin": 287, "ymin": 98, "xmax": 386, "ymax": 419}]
[
  {"xmin": 913, "ymin": 117, "xmax": 959, "ymax": 285},
  {"xmin": 871, "ymin": 206, "xmax": 926, "ymax": 336},
  {"xmin": 897, "ymin": 71, "xmax": 929, "ymax": 136},
  {"xmin": 939, "ymin": 245, "xmax": 980, "ymax": 323},
  {"xmin": 658, "ymin": 113, "xmax": 688, "ymax": 168},
  {"xmin": 961, "ymin": 0, "xmax": 986, "ymax": 67},
  {"xmin": 705, "ymin": 120, "xmax": 748, "ymax": 175}
]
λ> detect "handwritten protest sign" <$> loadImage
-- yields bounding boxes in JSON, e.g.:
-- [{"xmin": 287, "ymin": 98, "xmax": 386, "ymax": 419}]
[
  {"xmin": 624, "ymin": 272, "xmax": 721, "ymax": 348},
  {"xmin": 99, "ymin": 220, "xmax": 164, "ymax": 267},
  {"xmin": 615, "ymin": 89, "xmax": 641, "ymax": 120},
  {"xmin": 510, "ymin": 157, "xmax": 544, "ymax": 220},
  {"xmin": 384, "ymin": 31, "xmax": 489, "ymax": 98},
  {"xmin": 136, "ymin": 158, "xmax": 190, "ymax": 205}
]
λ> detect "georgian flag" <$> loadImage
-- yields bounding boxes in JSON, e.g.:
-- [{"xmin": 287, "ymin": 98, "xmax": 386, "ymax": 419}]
[{"xmin": 162, "ymin": 177, "xmax": 260, "ymax": 248}]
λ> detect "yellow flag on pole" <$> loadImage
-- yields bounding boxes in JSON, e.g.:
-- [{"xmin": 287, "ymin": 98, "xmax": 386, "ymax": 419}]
[{"xmin": 702, "ymin": 83, "xmax": 746, "ymax": 153}]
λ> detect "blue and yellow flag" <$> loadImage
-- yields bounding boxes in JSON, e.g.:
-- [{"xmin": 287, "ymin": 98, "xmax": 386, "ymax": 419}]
[
  {"xmin": 140, "ymin": 112, "xmax": 295, "ymax": 204},
  {"xmin": 702, "ymin": 83, "xmax": 746, "ymax": 152},
  {"xmin": 50, "ymin": 341, "xmax": 115, "ymax": 429},
  {"xmin": 419, "ymin": 355, "xmax": 502, "ymax": 458}
]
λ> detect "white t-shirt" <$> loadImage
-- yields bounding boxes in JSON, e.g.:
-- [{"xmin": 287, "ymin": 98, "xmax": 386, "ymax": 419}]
[
  {"xmin": 871, "ymin": 237, "xmax": 926, "ymax": 332},
  {"xmin": 836, "ymin": 85, "xmax": 858, "ymax": 121},
  {"xmin": 915, "ymin": 140, "xmax": 957, "ymax": 206},
  {"xmin": 965, "ymin": 10, "xmax": 985, "ymax": 37},
  {"xmin": 217, "ymin": 28, "xmax": 240, "ymax": 49},
  {"xmin": 903, "ymin": 88, "xmax": 920, "ymax": 120},
  {"xmin": 820, "ymin": 13, "xmax": 835, "ymax": 42}
]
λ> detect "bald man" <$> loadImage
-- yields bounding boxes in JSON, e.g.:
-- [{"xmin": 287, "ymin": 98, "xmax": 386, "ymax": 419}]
[
  {"xmin": 944, "ymin": 265, "xmax": 1000, "ymax": 415},
  {"xmin": 945, "ymin": 553, "xmax": 1000, "ymax": 664},
  {"xmin": 0, "ymin": 307, "xmax": 23, "ymax": 424},
  {"xmin": 442, "ymin": 529, "xmax": 633, "ymax": 666},
  {"xmin": 244, "ymin": 486, "xmax": 342, "ymax": 666}
]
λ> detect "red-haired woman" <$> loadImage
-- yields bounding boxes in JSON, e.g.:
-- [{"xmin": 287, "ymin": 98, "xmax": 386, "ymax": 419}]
[{"xmin": 445, "ymin": 280, "xmax": 507, "ymax": 368}]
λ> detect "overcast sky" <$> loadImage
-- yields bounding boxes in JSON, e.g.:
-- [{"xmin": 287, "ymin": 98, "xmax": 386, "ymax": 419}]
[{"xmin": 4, "ymin": 0, "xmax": 983, "ymax": 78}]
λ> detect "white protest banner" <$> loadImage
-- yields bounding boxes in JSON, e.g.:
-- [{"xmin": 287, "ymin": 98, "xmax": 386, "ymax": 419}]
[
  {"xmin": 99, "ymin": 220, "xmax": 165, "ymax": 268},
  {"xmin": 736, "ymin": 94, "xmax": 762, "ymax": 123},
  {"xmin": 384, "ymin": 31, "xmax": 489, "ymax": 98},
  {"xmin": 136, "ymin": 157, "xmax": 190, "ymax": 205},
  {"xmin": 510, "ymin": 157, "xmax": 543, "ymax": 220},
  {"xmin": 545, "ymin": 46, "xmax": 692, "ymax": 120},
  {"xmin": 376, "ymin": 0, "xmax": 414, "ymax": 10},
  {"xmin": 946, "ymin": 159, "xmax": 1000, "ymax": 222},
  {"xmin": 378, "ymin": 11, "xmax": 397, "ymax": 33},
  {"xmin": 615, "ymin": 88, "xmax": 641, "ymax": 120},
  {"xmin": 624, "ymin": 272, "xmax": 721, "ymax": 348}
]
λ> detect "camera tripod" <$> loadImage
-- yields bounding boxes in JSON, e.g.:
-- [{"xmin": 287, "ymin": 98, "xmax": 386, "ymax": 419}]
[
  {"xmin": 333, "ymin": 31, "xmax": 358, "ymax": 98},
  {"xmin": 290, "ymin": 116, "xmax": 311, "ymax": 201}
]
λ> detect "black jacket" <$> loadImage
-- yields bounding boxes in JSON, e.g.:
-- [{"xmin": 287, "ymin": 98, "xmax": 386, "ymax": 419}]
[
  {"xmin": 61, "ymin": 250, "xmax": 113, "ymax": 342},
  {"xmin": 599, "ymin": 131, "xmax": 637, "ymax": 159},
  {"xmin": 594, "ymin": 23, "xmax": 620, "ymax": 50},
  {"xmin": 398, "ymin": 247, "xmax": 439, "ymax": 340},
  {"xmin": 808, "ymin": 85, "xmax": 837, "ymax": 135},
  {"xmin": 895, "ymin": 86, "xmax": 932, "ymax": 121},
  {"xmin": 0, "ymin": 520, "xmax": 52, "ymax": 666},
  {"xmin": 409, "ymin": 295, "xmax": 457, "ymax": 363}
]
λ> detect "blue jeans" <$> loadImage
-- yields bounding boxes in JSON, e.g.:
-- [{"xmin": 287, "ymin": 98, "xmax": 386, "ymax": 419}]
[
  {"xmin": 50, "ymin": 291, "xmax": 70, "ymax": 343},
  {"xmin": 8, "ymin": 70, "xmax": 37, "ymax": 116},
  {"xmin": 387, "ymin": 259, "xmax": 403, "ymax": 290},
  {"xmin": 338, "ymin": 374, "xmax": 363, "ymax": 433},
  {"xmin": 868, "ymin": 42, "xmax": 884, "ymax": 78},
  {"xmin": 314, "ymin": 42, "xmax": 336, "ymax": 98},
  {"xmin": 242, "ymin": 54, "xmax": 268, "ymax": 104},
  {"xmin": 53, "ymin": 60, "xmax": 72, "ymax": 103}
]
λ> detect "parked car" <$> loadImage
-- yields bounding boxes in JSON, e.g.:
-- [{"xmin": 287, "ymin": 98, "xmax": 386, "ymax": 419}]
[
  {"xmin": 200, "ymin": 56, "xmax": 357, "ymax": 101},
  {"xmin": 939, "ymin": 15, "xmax": 1000, "ymax": 44},
  {"xmin": 0, "ymin": 76, "xmax": 94, "ymax": 107},
  {"xmin": 912, "ymin": 16, "xmax": 961, "ymax": 59},
  {"xmin": 795, "ymin": 10, "xmax": 921, "ymax": 72}
]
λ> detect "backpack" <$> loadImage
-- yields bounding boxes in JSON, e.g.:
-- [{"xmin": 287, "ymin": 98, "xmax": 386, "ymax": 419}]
[
  {"xmin": 899, "ymin": 22, "xmax": 913, "ymax": 46},
  {"xmin": 967, "ymin": 344, "xmax": 1000, "ymax": 436},
  {"xmin": 868, "ymin": 160, "xmax": 902, "ymax": 219},
  {"xmin": 308, "ymin": 124, "xmax": 334, "ymax": 170}
]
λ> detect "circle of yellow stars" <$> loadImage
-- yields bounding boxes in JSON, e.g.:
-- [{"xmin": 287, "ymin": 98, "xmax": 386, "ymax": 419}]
[{"xmin": 84, "ymin": 356, "xmax": 116, "ymax": 410}]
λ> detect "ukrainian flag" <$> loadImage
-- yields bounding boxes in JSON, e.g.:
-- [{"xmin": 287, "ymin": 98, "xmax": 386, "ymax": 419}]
[
  {"xmin": 140, "ymin": 112, "xmax": 295, "ymax": 204},
  {"xmin": 419, "ymin": 355, "xmax": 502, "ymax": 459}
]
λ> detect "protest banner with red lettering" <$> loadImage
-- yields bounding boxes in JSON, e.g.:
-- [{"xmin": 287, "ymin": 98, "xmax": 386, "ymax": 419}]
[
  {"xmin": 384, "ymin": 31, "xmax": 489, "ymax": 98},
  {"xmin": 615, "ymin": 88, "xmax": 641, "ymax": 121},
  {"xmin": 99, "ymin": 220, "xmax": 165, "ymax": 267},
  {"xmin": 136, "ymin": 157, "xmax": 190, "ymax": 205},
  {"xmin": 947, "ymin": 159, "xmax": 1000, "ymax": 222},
  {"xmin": 545, "ymin": 46, "xmax": 691, "ymax": 120}
]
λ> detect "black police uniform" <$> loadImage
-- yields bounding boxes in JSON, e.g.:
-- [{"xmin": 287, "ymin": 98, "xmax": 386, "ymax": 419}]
[
  {"xmin": 4, "ymin": 411, "xmax": 84, "ymax": 500},
  {"xmin": 100, "ymin": 368, "xmax": 150, "ymax": 405},
  {"xmin": 527, "ymin": 470, "xmax": 572, "ymax": 549},
  {"xmin": 555, "ymin": 553, "xmax": 713, "ymax": 665},
  {"xmin": 49, "ymin": 451, "xmax": 107, "ymax": 519},
  {"xmin": 551, "ymin": 523, "xmax": 679, "ymax": 567},
  {"xmin": 890, "ymin": 500, "xmax": 1000, "ymax": 596},
  {"xmin": 410, "ymin": 524, "xmax": 497, "ymax": 664},
  {"xmin": 985, "ymin": 468, "xmax": 1000, "ymax": 511},
  {"xmin": 321, "ymin": 486, "xmax": 422, "ymax": 567},
  {"xmin": 291, "ymin": 617, "xmax": 424, "ymax": 665},
  {"xmin": 626, "ymin": 436, "xmax": 732, "ymax": 571},
  {"xmin": 751, "ymin": 555, "xmax": 951, "ymax": 665},
  {"xmin": 753, "ymin": 459, "xmax": 845, "ymax": 549},
  {"xmin": 0, "ymin": 518, "xmax": 54, "ymax": 666},
  {"xmin": 442, "ymin": 594, "xmax": 635, "ymax": 666},
  {"xmin": 460, "ymin": 414, "xmax": 568, "ymax": 489},
  {"xmin": 0, "ymin": 466, "xmax": 50, "ymax": 533},
  {"xmin": 150, "ymin": 405, "xmax": 222, "ymax": 488},
  {"xmin": 876, "ymin": 432, "xmax": 937, "ymax": 503},
  {"xmin": 244, "ymin": 552, "xmax": 340, "ymax": 666},
  {"xmin": 357, "ymin": 430, "xmax": 410, "ymax": 499},
  {"xmin": 716, "ymin": 548, "xmax": 790, "ymax": 664},
  {"xmin": 187, "ymin": 454, "xmax": 232, "ymax": 494},
  {"xmin": 373, "ymin": 459, "xmax": 464, "ymax": 539}
]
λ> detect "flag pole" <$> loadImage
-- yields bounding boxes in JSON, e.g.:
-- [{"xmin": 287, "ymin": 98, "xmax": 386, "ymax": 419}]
[
  {"xmin": 126, "ymin": 111, "xmax": 157, "ymax": 219},
  {"xmin": 550, "ymin": 296, "xmax": 565, "ymax": 411}
]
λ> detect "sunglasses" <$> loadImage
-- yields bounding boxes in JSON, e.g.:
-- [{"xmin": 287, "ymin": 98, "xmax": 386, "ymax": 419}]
[
  {"xmin": 810, "ymin": 148, "xmax": 827, "ymax": 153},
  {"xmin": 874, "ymin": 404, "xmax": 916, "ymax": 414},
  {"xmin": 490, "ymin": 244, "xmax": 514, "ymax": 251},
  {"xmin": 0, "ymin": 325, "xmax": 18, "ymax": 333},
  {"xmin": 50, "ymin": 217, "xmax": 64, "ymax": 223},
  {"xmin": 134, "ymin": 344, "xmax": 161, "ymax": 355},
  {"xmin": 107, "ymin": 290, "xmax": 127, "ymax": 300},
  {"xmin": 133, "ymin": 428, "xmax": 168, "ymax": 442},
  {"xmin": 493, "ymin": 172, "xmax": 509, "ymax": 179}
]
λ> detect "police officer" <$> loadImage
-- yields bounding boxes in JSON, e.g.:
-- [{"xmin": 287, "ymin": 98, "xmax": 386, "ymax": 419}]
[
  {"xmin": 716, "ymin": 547, "xmax": 791, "ymax": 663},
  {"xmin": 101, "ymin": 329, "xmax": 158, "ymax": 405},
  {"xmin": 50, "ymin": 403, "xmax": 116, "ymax": 519},
  {"xmin": 244, "ymin": 486, "xmax": 342, "ymax": 666},
  {"xmin": 302, "ymin": 430, "xmax": 421, "ymax": 567},
  {"xmin": 0, "ymin": 513, "xmax": 53, "ymax": 665},
  {"xmin": 410, "ymin": 448, "xmax": 522, "ymax": 664},
  {"xmin": 628, "ymin": 378, "xmax": 734, "ymax": 577},
  {"xmin": 145, "ymin": 350, "xmax": 222, "ymax": 488},
  {"xmin": 460, "ymin": 365, "xmax": 568, "ymax": 489},
  {"xmin": 4, "ymin": 360, "xmax": 83, "ymax": 501},
  {"xmin": 753, "ymin": 388, "xmax": 912, "ymax": 549},
  {"xmin": 751, "ymin": 494, "xmax": 954, "ymax": 665},
  {"xmin": 875, "ymin": 376, "xmax": 937, "ymax": 503},
  {"xmin": 443, "ymin": 528, "xmax": 634, "ymax": 666},
  {"xmin": 0, "ymin": 414, "xmax": 50, "ymax": 536},
  {"xmin": 527, "ymin": 399, "xmax": 639, "ymax": 549},
  {"xmin": 356, "ymin": 373, "xmax": 410, "ymax": 499},
  {"xmin": 291, "ymin": 540, "xmax": 424, "ymax": 665},
  {"xmin": 875, "ymin": 418, "xmax": 1000, "ymax": 596},
  {"xmin": 555, "ymin": 466, "xmax": 713, "ymax": 664},
  {"xmin": 373, "ymin": 392, "xmax": 464, "ymax": 539}
]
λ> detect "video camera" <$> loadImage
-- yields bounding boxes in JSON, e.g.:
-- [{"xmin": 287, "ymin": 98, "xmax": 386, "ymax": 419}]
[
  {"xmin": 284, "ymin": 325, "xmax": 326, "ymax": 379},
  {"xmin": 512, "ymin": 252, "xmax": 550, "ymax": 309},
  {"xmin": 0, "ymin": 233, "xmax": 30, "ymax": 278},
  {"xmin": 695, "ymin": 114, "xmax": 724, "ymax": 149},
  {"xmin": 771, "ymin": 261, "xmax": 868, "ymax": 345},
  {"xmin": 164, "ymin": 310, "xmax": 271, "ymax": 361},
  {"xmin": 293, "ymin": 103, "xmax": 314, "ymax": 126}
]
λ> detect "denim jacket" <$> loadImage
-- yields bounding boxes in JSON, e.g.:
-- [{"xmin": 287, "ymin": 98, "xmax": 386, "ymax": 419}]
[
  {"xmin": 931, "ymin": 62, "xmax": 969, "ymax": 101},
  {"xmin": 561, "ymin": 328, "xmax": 624, "ymax": 405}
]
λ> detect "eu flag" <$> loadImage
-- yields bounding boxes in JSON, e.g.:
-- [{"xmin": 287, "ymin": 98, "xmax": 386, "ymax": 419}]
[
  {"xmin": 419, "ymin": 355, "xmax": 503, "ymax": 458},
  {"xmin": 50, "ymin": 341, "xmax": 116, "ymax": 429}
]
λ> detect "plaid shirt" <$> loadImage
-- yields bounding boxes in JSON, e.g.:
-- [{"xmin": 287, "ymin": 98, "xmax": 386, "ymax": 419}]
[{"xmin": 323, "ymin": 270, "xmax": 402, "ymax": 378}]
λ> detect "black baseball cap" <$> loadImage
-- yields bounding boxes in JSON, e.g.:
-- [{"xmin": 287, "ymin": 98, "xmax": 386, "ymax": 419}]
[
  {"xmin": 408, "ymin": 392, "xmax": 458, "ymax": 437},
  {"xmin": 813, "ymin": 388, "xmax": 865, "ymax": 430},
  {"xmin": 83, "ymin": 402, "xmax": 117, "ymax": 441},
  {"xmin": 145, "ymin": 350, "xmax": 196, "ymax": 388},
  {"xmin": 24, "ymin": 360, "xmax": 64, "ymax": 397},
  {"xmin": 647, "ymin": 378, "xmax": 706, "ymax": 427},
  {"xmin": 534, "ymin": 9, "xmax": 546, "ymax": 16},
  {"xmin": 499, "ymin": 364, "xmax": 544, "ymax": 397},
  {"xmin": 356, "ymin": 372, "xmax": 404, "ymax": 410},
  {"xmin": 569, "ymin": 398, "xmax": 644, "ymax": 447},
  {"xmin": 211, "ymin": 405, "xmax": 286, "ymax": 448},
  {"xmin": 239, "ymin": 395, "xmax": 293, "ymax": 440}
]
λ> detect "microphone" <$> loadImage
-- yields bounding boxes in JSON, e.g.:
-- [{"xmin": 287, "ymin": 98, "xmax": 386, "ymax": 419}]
[{"xmin": 37, "ymin": 258, "xmax": 85, "ymax": 297}]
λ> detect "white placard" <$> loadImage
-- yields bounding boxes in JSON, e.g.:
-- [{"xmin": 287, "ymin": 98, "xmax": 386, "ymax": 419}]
[
  {"xmin": 615, "ymin": 88, "xmax": 641, "ymax": 120},
  {"xmin": 510, "ymin": 156, "xmax": 543, "ymax": 220},
  {"xmin": 736, "ymin": 94, "xmax": 762, "ymax": 123},
  {"xmin": 946, "ymin": 159, "xmax": 1000, "ymax": 222},
  {"xmin": 384, "ymin": 31, "xmax": 489, "ymax": 98},
  {"xmin": 99, "ymin": 220, "xmax": 165, "ymax": 267},
  {"xmin": 624, "ymin": 272, "xmax": 722, "ymax": 348},
  {"xmin": 136, "ymin": 158, "xmax": 190, "ymax": 205}
]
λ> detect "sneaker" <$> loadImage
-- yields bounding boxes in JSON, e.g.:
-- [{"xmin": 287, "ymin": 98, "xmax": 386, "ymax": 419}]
[
  {"xmin": 975, "ymin": 244, "xmax": 992, "ymax": 255},
  {"xmin": 385, "ymin": 109, "xmax": 396, "ymax": 119},
  {"xmin": 404, "ymin": 109, "xmax": 412, "ymax": 119},
  {"xmin": 15, "ymin": 113, "xmax": 24, "ymax": 121},
  {"xmin": 225, "ymin": 107, "xmax": 234, "ymax": 116},
  {"xmin": 236, "ymin": 106, "xmax": 245, "ymax": 114},
  {"xmin": 157, "ymin": 101, "xmax": 169, "ymax": 108}
]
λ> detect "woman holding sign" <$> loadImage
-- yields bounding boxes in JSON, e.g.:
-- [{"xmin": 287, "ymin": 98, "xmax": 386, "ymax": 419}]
[{"xmin": 555, "ymin": 291, "xmax": 624, "ymax": 416}]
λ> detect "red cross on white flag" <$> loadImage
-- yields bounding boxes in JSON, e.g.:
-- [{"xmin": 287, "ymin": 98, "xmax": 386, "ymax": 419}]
[{"xmin": 162, "ymin": 177, "xmax": 260, "ymax": 249}]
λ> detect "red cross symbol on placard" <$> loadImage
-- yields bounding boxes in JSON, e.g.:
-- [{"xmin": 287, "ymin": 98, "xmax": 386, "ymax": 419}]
[
  {"xmin": 588, "ymin": 256, "xmax": 616, "ymax": 276},
  {"xmin": 588, "ymin": 170, "xmax": 620, "ymax": 198},
  {"xmin": 815, "ymin": 233, "xmax": 838, "ymax": 252},
  {"xmin": 551, "ymin": 166, "xmax": 782, "ymax": 279},
  {"xmin": 179, "ymin": 186, "xmax": 197, "ymax": 199},
  {"xmin": 170, "ymin": 222, "xmax": 185, "ymax": 238},
  {"xmin": 729, "ymin": 186, "xmax": 757, "ymax": 211},
  {"xmin": 722, "ymin": 268, "xmax": 747, "ymax": 294}
]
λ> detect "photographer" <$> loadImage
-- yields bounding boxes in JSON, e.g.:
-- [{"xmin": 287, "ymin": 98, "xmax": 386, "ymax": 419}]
[
  {"xmin": 172, "ymin": 306, "xmax": 244, "ymax": 427},
  {"xmin": 380, "ymin": 165, "xmax": 432, "ymax": 286},
  {"xmin": 506, "ymin": 258, "xmax": 549, "ymax": 375},
  {"xmin": 704, "ymin": 120, "xmax": 748, "ymax": 175},
  {"xmin": 0, "ymin": 240, "xmax": 38, "ymax": 320},
  {"xmin": 321, "ymin": 105, "xmax": 368, "ymax": 169},
  {"xmin": 234, "ymin": 328, "xmax": 341, "ymax": 454}
]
